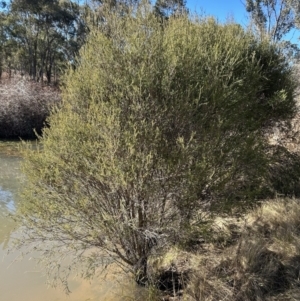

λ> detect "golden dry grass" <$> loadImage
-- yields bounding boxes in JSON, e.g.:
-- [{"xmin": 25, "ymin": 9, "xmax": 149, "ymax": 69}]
[{"xmin": 181, "ymin": 198, "xmax": 300, "ymax": 301}]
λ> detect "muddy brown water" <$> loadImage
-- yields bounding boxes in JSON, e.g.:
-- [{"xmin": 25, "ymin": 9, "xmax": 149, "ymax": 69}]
[{"xmin": 0, "ymin": 141, "xmax": 142, "ymax": 301}]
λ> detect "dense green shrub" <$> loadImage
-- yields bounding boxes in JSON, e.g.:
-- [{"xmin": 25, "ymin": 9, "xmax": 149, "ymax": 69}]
[{"xmin": 16, "ymin": 4, "xmax": 296, "ymax": 288}]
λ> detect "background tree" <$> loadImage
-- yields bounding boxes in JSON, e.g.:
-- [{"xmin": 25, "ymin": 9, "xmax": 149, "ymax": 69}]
[
  {"xmin": 15, "ymin": 4, "xmax": 296, "ymax": 289},
  {"xmin": 245, "ymin": 0, "xmax": 300, "ymax": 56},
  {"xmin": 0, "ymin": 0, "xmax": 88, "ymax": 82},
  {"xmin": 154, "ymin": 0, "xmax": 187, "ymax": 19},
  {"xmin": 0, "ymin": 10, "xmax": 7, "ymax": 78}
]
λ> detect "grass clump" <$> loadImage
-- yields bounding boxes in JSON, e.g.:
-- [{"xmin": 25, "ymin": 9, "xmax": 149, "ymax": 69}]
[{"xmin": 185, "ymin": 199, "xmax": 300, "ymax": 301}]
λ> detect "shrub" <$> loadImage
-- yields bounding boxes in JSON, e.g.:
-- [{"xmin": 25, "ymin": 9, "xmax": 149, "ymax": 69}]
[
  {"xmin": 0, "ymin": 79, "xmax": 61, "ymax": 138},
  {"xmin": 15, "ymin": 4, "xmax": 296, "ymax": 289}
]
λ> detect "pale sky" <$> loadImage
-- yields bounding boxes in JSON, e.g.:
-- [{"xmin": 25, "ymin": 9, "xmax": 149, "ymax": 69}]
[
  {"xmin": 187, "ymin": 0, "xmax": 300, "ymax": 45},
  {"xmin": 187, "ymin": 0, "xmax": 248, "ymax": 24}
]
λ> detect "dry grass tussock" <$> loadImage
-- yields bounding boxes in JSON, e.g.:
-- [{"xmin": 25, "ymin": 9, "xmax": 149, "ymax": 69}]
[
  {"xmin": 183, "ymin": 198, "xmax": 300, "ymax": 301},
  {"xmin": 0, "ymin": 78, "xmax": 61, "ymax": 139}
]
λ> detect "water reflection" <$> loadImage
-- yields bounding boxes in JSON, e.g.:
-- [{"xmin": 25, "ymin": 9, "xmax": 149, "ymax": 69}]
[
  {"xmin": 0, "ymin": 141, "xmax": 21, "ymax": 250},
  {"xmin": 0, "ymin": 187, "xmax": 16, "ymax": 212}
]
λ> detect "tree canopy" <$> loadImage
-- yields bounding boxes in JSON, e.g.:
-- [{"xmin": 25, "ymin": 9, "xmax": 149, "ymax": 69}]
[
  {"xmin": 154, "ymin": 0, "xmax": 187, "ymax": 19},
  {"xmin": 245, "ymin": 0, "xmax": 300, "ymax": 56},
  {"xmin": 0, "ymin": 0, "xmax": 189, "ymax": 82},
  {"xmin": 0, "ymin": 0, "xmax": 88, "ymax": 82}
]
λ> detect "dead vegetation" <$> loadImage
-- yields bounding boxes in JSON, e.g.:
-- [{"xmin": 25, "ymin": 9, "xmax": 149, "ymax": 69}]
[
  {"xmin": 172, "ymin": 198, "xmax": 300, "ymax": 301},
  {"xmin": 0, "ymin": 78, "xmax": 61, "ymax": 139}
]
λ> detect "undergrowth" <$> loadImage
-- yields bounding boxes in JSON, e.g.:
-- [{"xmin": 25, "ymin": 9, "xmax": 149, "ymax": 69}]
[
  {"xmin": 0, "ymin": 78, "xmax": 61, "ymax": 139},
  {"xmin": 161, "ymin": 198, "xmax": 300, "ymax": 301}
]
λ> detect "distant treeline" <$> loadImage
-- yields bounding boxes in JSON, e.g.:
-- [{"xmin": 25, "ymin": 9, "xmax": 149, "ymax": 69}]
[
  {"xmin": 0, "ymin": 0, "xmax": 88, "ymax": 83},
  {"xmin": 0, "ymin": 0, "xmax": 187, "ymax": 84}
]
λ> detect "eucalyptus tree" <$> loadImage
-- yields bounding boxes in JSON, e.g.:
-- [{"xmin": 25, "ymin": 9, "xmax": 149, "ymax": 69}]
[
  {"xmin": 0, "ymin": 1, "xmax": 15, "ymax": 78},
  {"xmin": 245, "ymin": 0, "xmax": 300, "ymax": 56},
  {"xmin": 0, "ymin": 11, "xmax": 6, "ymax": 77},
  {"xmin": 2, "ymin": 0, "xmax": 87, "ymax": 82},
  {"xmin": 154, "ymin": 0, "xmax": 187, "ymax": 19}
]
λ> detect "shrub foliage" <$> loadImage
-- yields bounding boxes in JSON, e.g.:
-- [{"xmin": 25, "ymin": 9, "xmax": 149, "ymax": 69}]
[{"xmin": 16, "ymin": 5, "xmax": 296, "ymax": 286}]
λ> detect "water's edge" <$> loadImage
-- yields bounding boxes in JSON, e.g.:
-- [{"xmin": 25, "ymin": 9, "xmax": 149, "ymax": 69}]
[{"xmin": 0, "ymin": 141, "xmax": 141, "ymax": 301}]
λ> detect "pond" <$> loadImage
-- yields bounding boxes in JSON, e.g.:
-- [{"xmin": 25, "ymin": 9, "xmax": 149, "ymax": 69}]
[{"xmin": 0, "ymin": 141, "xmax": 142, "ymax": 301}]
